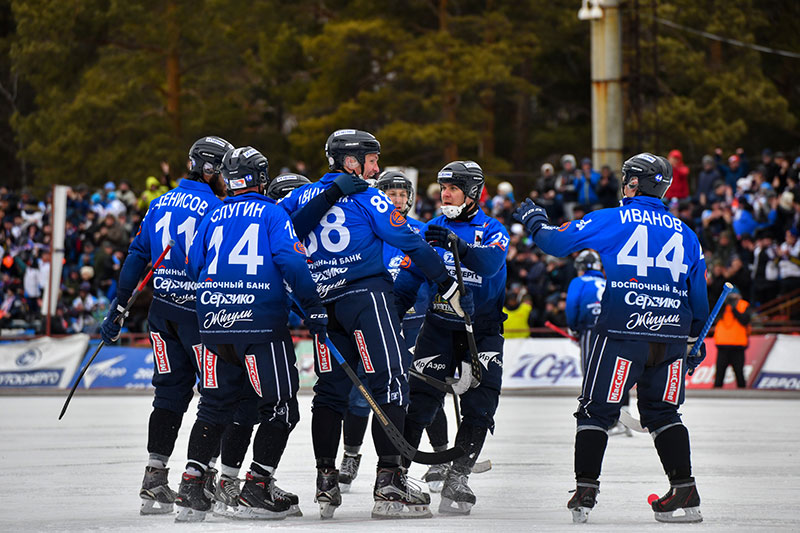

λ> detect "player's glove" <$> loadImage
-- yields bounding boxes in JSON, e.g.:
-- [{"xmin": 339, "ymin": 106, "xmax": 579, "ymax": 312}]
[
  {"xmin": 686, "ymin": 337, "xmax": 707, "ymax": 376},
  {"xmin": 512, "ymin": 198, "xmax": 549, "ymax": 237},
  {"xmin": 325, "ymin": 173, "xmax": 369, "ymax": 203},
  {"xmin": 304, "ymin": 306, "xmax": 329, "ymax": 342},
  {"xmin": 100, "ymin": 297, "xmax": 128, "ymax": 344},
  {"xmin": 437, "ymin": 279, "xmax": 475, "ymax": 319},
  {"xmin": 425, "ymin": 224, "xmax": 468, "ymax": 257}
]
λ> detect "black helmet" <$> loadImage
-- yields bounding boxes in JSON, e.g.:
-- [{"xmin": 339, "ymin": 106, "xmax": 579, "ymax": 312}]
[
  {"xmin": 221, "ymin": 147, "xmax": 269, "ymax": 195},
  {"xmin": 267, "ymin": 173, "xmax": 311, "ymax": 200},
  {"xmin": 437, "ymin": 160, "xmax": 484, "ymax": 199},
  {"xmin": 325, "ymin": 129, "xmax": 381, "ymax": 173},
  {"xmin": 621, "ymin": 152, "xmax": 673, "ymax": 199},
  {"xmin": 188, "ymin": 136, "xmax": 234, "ymax": 179},
  {"xmin": 575, "ymin": 249, "xmax": 602, "ymax": 272},
  {"xmin": 376, "ymin": 170, "xmax": 414, "ymax": 215}
]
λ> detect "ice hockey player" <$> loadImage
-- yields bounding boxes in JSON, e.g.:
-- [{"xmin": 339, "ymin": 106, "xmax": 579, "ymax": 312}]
[
  {"xmin": 99, "ymin": 135, "xmax": 232, "ymax": 515},
  {"xmin": 279, "ymin": 129, "xmax": 472, "ymax": 520},
  {"xmin": 267, "ymin": 172, "xmax": 311, "ymax": 201},
  {"xmin": 336, "ymin": 170, "xmax": 450, "ymax": 494},
  {"xmin": 394, "ymin": 160, "xmax": 510, "ymax": 514},
  {"xmin": 174, "ymin": 146, "xmax": 328, "ymax": 522},
  {"xmin": 513, "ymin": 152, "xmax": 708, "ymax": 524}
]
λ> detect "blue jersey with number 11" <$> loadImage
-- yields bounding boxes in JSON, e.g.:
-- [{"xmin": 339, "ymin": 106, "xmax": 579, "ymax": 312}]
[{"xmin": 534, "ymin": 195, "xmax": 708, "ymax": 343}]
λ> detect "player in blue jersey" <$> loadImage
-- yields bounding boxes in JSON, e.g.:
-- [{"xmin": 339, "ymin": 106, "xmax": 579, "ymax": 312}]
[
  {"xmin": 267, "ymin": 172, "xmax": 311, "ymax": 201},
  {"xmin": 99, "ymin": 136, "xmax": 231, "ymax": 515},
  {"xmin": 279, "ymin": 129, "xmax": 471, "ymax": 520},
  {"xmin": 514, "ymin": 153, "xmax": 709, "ymax": 524},
  {"xmin": 394, "ymin": 160, "xmax": 510, "ymax": 515},
  {"xmin": 174, "ymin": 147, "xmax": 327, "ymax": 522}
]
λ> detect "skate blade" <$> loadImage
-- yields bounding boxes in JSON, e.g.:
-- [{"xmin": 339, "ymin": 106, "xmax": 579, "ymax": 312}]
[
  {"xmin": 232, "ymin": 506, "xmax": 288, "ymax": 520},
  {"xmin": 140, "ymin": 498, "xmax": 174, "ymax": 515},
  {"xmin": 318, "ymin": 500, "xmax": 340, "ymax": 519},
  {"xmin": 339, "ymin": 482, "xmax": 352, "ymax": 494},
  {"xmin": 438, "ymin": 496, "xmax": 473, "ymax": 515},
  {"xmin": 371, "ymin": 500, "xmax": 433, "ymax": 519},
  {"xmin": 654, "ymin": 506, "xmax": 703, "ymax": 523},
  {"xmin": 174, "ymin": 507, "xmax": 207, "ymax": 522},
  {"xmin": 211, "ymin": 501, "xmax": 237, "ymax": 518},
  {"xmin": 426, "ymin": 480, "xmax": 444, "ymax": 493},
  {"xmin": 570, "ymin": 506, "xmax": 591, "ymax": 523},
  {"xmin": 287, "ymin": 504, "xmax": 303, "ymax": 517}
]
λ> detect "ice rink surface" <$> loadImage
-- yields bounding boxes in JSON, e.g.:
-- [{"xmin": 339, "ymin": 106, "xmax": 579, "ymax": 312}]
[{"xmin": 1, "ymin": 392, "xmax": 798, "ymax": 532}]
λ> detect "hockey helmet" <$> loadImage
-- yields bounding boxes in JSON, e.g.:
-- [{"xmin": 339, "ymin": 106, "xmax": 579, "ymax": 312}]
[
  {"xmin": 267, "ymin": 173, "xmax": 311, "ymax": 200},
  {"xmin": 325, "ymin": 129, "xmax": 380, "ymax": 173},
  {"xmin": 376, "ymin": 170, "xmax": 414, "ymax": 215},
  {"xmin": 575, "ymin": 249, "xmax": 602, "ymax": 273},
  {"xmin": 621, "ymin": 152, "xmax": 673, "ymax": 199},
  {"xmin": 221, "ymin": 147, "xmax": 269, "ymax": 195},
  {"xmin": 436, "ymin": 160, "xmax": 485, "ymax": 218},
  {"xmin": 188, "ymin": 136, "xmax": 234, "ymax": 179}
]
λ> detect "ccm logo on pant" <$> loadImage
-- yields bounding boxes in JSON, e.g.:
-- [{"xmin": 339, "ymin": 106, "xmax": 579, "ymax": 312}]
[
  {"xmin": 662, "ymin": 359, "xmax": 683, "ymax": 405},
  {"xmin": 150, "ymin": 332, "xmax": 170, "ymax": 374},
  {"xmin": 607, "ymin": 357, "xmax": 632, "ymax": 403}
]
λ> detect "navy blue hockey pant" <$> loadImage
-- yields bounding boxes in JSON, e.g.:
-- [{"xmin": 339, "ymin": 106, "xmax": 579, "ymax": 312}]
[
  {"xmin": 406, "ymin": 322, "xmax": 503, "ymax": 431},
  {"xmin": 199, "ymin": 332, "xmax": 300, "ymax": 430},
  {"xmin": 147, "ymin": 313, "xmax": 202, "ymax": 414},
  {"xmin": 577, "ymin": 333, "xmax": 685, "ymax": 432},
  {"xmin": 315, "ymin": 290, "xmax": 409, "ymax": 414}
]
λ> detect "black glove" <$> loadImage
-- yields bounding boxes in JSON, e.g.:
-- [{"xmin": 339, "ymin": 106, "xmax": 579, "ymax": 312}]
[
  {"xmin": 100, "ymin": 297, "xmax": 128, "ymax": 344},
  {"xmin": 304, "ymin": 306, "xmax": 328, "ymax": 342},
  {"xmin": 437, "ymin": 278, "xmax": 475, "ymax": 318},
  {"xmin": 512, "ymin": 198, "xmax": 549, "ymax": 237},
  {"xmin": 325, "ymin": 173, "xmax": 368, "ymax": 203},
  {"xmin": 425, "ymin": 224, "xmax": 468, "ymax": 257},
  {"xmin": 686, "ymin": 338, "xmax": 707, "ymax": 376}
]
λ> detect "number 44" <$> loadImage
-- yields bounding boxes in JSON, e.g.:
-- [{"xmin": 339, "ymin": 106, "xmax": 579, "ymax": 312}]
[{"xmin": 616, "ymin": 224, "xmax": 688, "ymax": 282}]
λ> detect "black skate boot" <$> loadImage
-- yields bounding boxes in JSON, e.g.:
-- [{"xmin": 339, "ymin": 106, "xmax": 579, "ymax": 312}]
[
  {"xmin": 235, "ymin": 472, "xmax": 290, "ymax": 520},
  {"xmin": 174, "ymin": 472, "xmax": 212, "ymax": 522},
  {"xmin": 202, "ymin": 466, "xmax": 218, "ymax": 501},
  {"xmin": 139, "ymin": 466, "xmax": 177, "ymax": 515},
  {"xmin": 372, "ymin": 467, "xmax": 432, "ymax": 519},
  {"xmin": 270, "ymin": 476, "xmax": 302, "ymax": 517},
  {"xmin": 422, "ymin": 462, "xmax": 449, "ymax": 493},
  {"xmin": 212, "ymin": 474, "xmax": 241, "ymax": 517},
  {"xmin": 651, "ymin": 477, "xmax": 702, "ymax": 523},
  {"xmin": 338, "ymin": 453, "xmax": 362, "ymax": 493},
  {"xmin": 315, "ymin": 467, "xmax": 342, "ymax": 519},
  {"xmin": 439, "ymin": 464, "xmax": 475, "ymax": 515},
  {"xmin": 567, "ymin": 478, "xmax": 599, "ymax": 523}
]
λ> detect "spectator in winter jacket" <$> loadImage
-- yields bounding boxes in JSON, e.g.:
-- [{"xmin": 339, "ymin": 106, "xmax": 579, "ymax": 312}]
[
  {"xmin": 696, "ymin": 155, "xmax": 723, "ymax": 205},
  {"xmin": 595, "ymin": 165, "xmax": 619, "ymax": 208},
  {"xmin": 575, "ymin": 158, "xmax": 600, "ymax": 207},
  {"xmin": 665, "ymin": 149, "xmax": 690, "ymax": 200},
  {"xmin": 716, "ymin": 150, "xmax": 749, "ymax": 189},
  {"xmin": 712, "ymin": 288, "xmax": 752, "ymax": 389}
]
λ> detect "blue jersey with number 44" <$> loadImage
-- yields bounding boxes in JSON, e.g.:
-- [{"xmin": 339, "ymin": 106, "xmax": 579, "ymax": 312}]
[
  {"xmin": 534, "ymin": 196, "xmax": 708, "ymax": 343},
  {"xmin": 187, "ymin": 192, "xmax": 319, "ymax": 344}
]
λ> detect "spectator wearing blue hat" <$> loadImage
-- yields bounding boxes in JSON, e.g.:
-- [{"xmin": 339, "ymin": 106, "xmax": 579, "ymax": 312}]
[{"xmin": 575, "ymin": 157, "xmax": 600, "ymax": 208}]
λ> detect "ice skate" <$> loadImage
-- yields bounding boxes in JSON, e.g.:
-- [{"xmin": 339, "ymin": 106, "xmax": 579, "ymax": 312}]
[
  {"xmin": 422, "ymin": 462, "xmax": 449, "ymax": 493},
  {"xmin": 139, "ymin": 466, "xmax": 177, "ymax": 515},
  {"xmin": 174, "ymin": 472, "xmax": 212, "ymax": 522},
  {"xmin": 212, "ymin": 474, "xmax": 241, "ymax": 517},
  {"xmin": 338, "ymin": 453, "xmax": 362, "ymax": 493},
  {"xmin": 567, "ymin": 478, "xmax": 599, "ymax": 523},
  {"xmin": 315, "ymin": 467, "xmax": 342, "ymax": 519},
  {"xmin": 234, "ymin": 473, "xmax": 290, "ymax": 520},
  {"xmin": 202, "ymin": 466, "xmax": 218, "ymax": 500},
  {"xmin": 651, "ymin": 477, "xmax": 703, "ymax": 523},
  {"xmin": 372, "ymin": 467, "xmax": 432, "ymax": 519},
  {"xmin": 270, "ymin": 476, "xmax": 302, "ymax": 517},
  {"xmin": 439, "ymin": 464, "xmax": 475, "ymax": 515}
]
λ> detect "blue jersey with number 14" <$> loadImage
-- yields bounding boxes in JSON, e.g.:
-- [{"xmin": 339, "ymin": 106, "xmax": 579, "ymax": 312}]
[{"xmin": 534, "ymin": 195, "xmax": 708, "ymax": 343}]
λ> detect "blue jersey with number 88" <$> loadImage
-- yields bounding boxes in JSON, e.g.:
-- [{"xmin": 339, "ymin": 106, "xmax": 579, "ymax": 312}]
[{"xmin": 534, "ymin": 195, "xmax": 709, "ymax": 343}]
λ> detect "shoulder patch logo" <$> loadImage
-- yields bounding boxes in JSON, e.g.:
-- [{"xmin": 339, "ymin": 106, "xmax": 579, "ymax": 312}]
[
  {"xmin": 557, "ymin": 221, "xmax": 571, "ymax": 232},
  {"xmin": 390, "ymin": 210, "xmax": 407, "ymax": 227},
  {"xmin": 294, "ymin": 242, "xmax": 306, "ymax": 254}
]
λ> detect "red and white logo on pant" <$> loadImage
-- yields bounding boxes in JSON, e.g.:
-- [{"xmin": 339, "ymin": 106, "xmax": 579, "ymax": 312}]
[
  {"xmin": 203, "ymin": 347, "xmax": 218, "ymax": 389},
  {"xmin": 244, "ymin": 354, "xmax": 262, "ymax": 397},
  {"xmin": 316, "ymin": 336, "xmax": 331, "ymax": 373},
  {"xmin": 191, "ymin": 344, "xmax": 203, "ymax": 373},
  {"xmin": 150, "ymin": 332, "xmax": 171, "ymax": 374},
  {"xmin": 662, "ymin": 359, "xmax": 683, "ymax": 405},
  {"xmin": 354, "ymin": 330, "xmax": 374, "ymax": 373},
  {"xmin": 607, "ymin": 356, "xmax": 632, "ymax": 403}
]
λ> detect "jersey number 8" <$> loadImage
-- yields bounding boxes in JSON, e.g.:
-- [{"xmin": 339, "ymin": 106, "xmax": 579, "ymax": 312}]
[{"xmin": 305, "ymin": 206, "xmax": 350, "ymax": 255}]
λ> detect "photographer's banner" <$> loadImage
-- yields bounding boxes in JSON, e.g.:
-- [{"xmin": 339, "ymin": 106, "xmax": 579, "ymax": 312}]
[
  {"xmin": 0, "ymin": 334, "xmax": 89, "ymax": 388},
  {"xmin": 66, "ymin": 340, "xmax": 155, "ymax": 390},
  {"xmin": 502, "ymin": 338, "xmax": 583, "ymax": 389}
]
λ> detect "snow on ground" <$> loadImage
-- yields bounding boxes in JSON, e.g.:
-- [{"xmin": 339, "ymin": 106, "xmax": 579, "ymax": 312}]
[{"xmin": 0, "ymin": 393, "xmax": 797, "ymax": 532}]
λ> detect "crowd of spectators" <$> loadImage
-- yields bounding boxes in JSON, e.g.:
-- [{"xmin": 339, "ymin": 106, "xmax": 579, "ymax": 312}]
[{"xmin": 3, "ymin": 148, "xmax": 800, "ymax": 338}]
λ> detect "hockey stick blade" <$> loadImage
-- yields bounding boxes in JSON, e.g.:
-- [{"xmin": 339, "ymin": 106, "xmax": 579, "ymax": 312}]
[
  {"xmin": 449, "ymin": 233, "xmax": 482, "ymax": 386},
  {"xmin": 618, "ymin": 406, "xmax": 646, "ymax": 433},
  {"xmin": 59, "ymin": 241, "xmax": 174, "ymax": 420},
  {"xmin": 472, "ymin": 460, "xmax": 492, "ymax": 474},
  {"xmin": 409, "ymin": 369, "xmax": 454, "ymax": 394}
]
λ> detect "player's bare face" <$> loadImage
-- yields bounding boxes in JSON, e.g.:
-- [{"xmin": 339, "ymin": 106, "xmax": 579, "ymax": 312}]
[
  {"xmin": 441, "ymin": 183, "xmax": 466, "ymax": 206},
  {"xmin": 362, "ymin": 153, "xmax": 380, "ymax": 180},
  {"xmin": 385, "ymin": 188, "xmax": 409, "ymax": 211}
]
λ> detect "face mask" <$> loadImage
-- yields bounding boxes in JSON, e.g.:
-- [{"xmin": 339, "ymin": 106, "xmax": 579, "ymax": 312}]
[{"xmin": 442, "ymin": 202, "xmax": 467, "ymax": 219}]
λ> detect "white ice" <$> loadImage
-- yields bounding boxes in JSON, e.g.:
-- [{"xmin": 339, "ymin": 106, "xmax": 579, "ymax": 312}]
[{"xmin": 1, "ymin": 393, "xmax": 798, "ymax": 532}]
